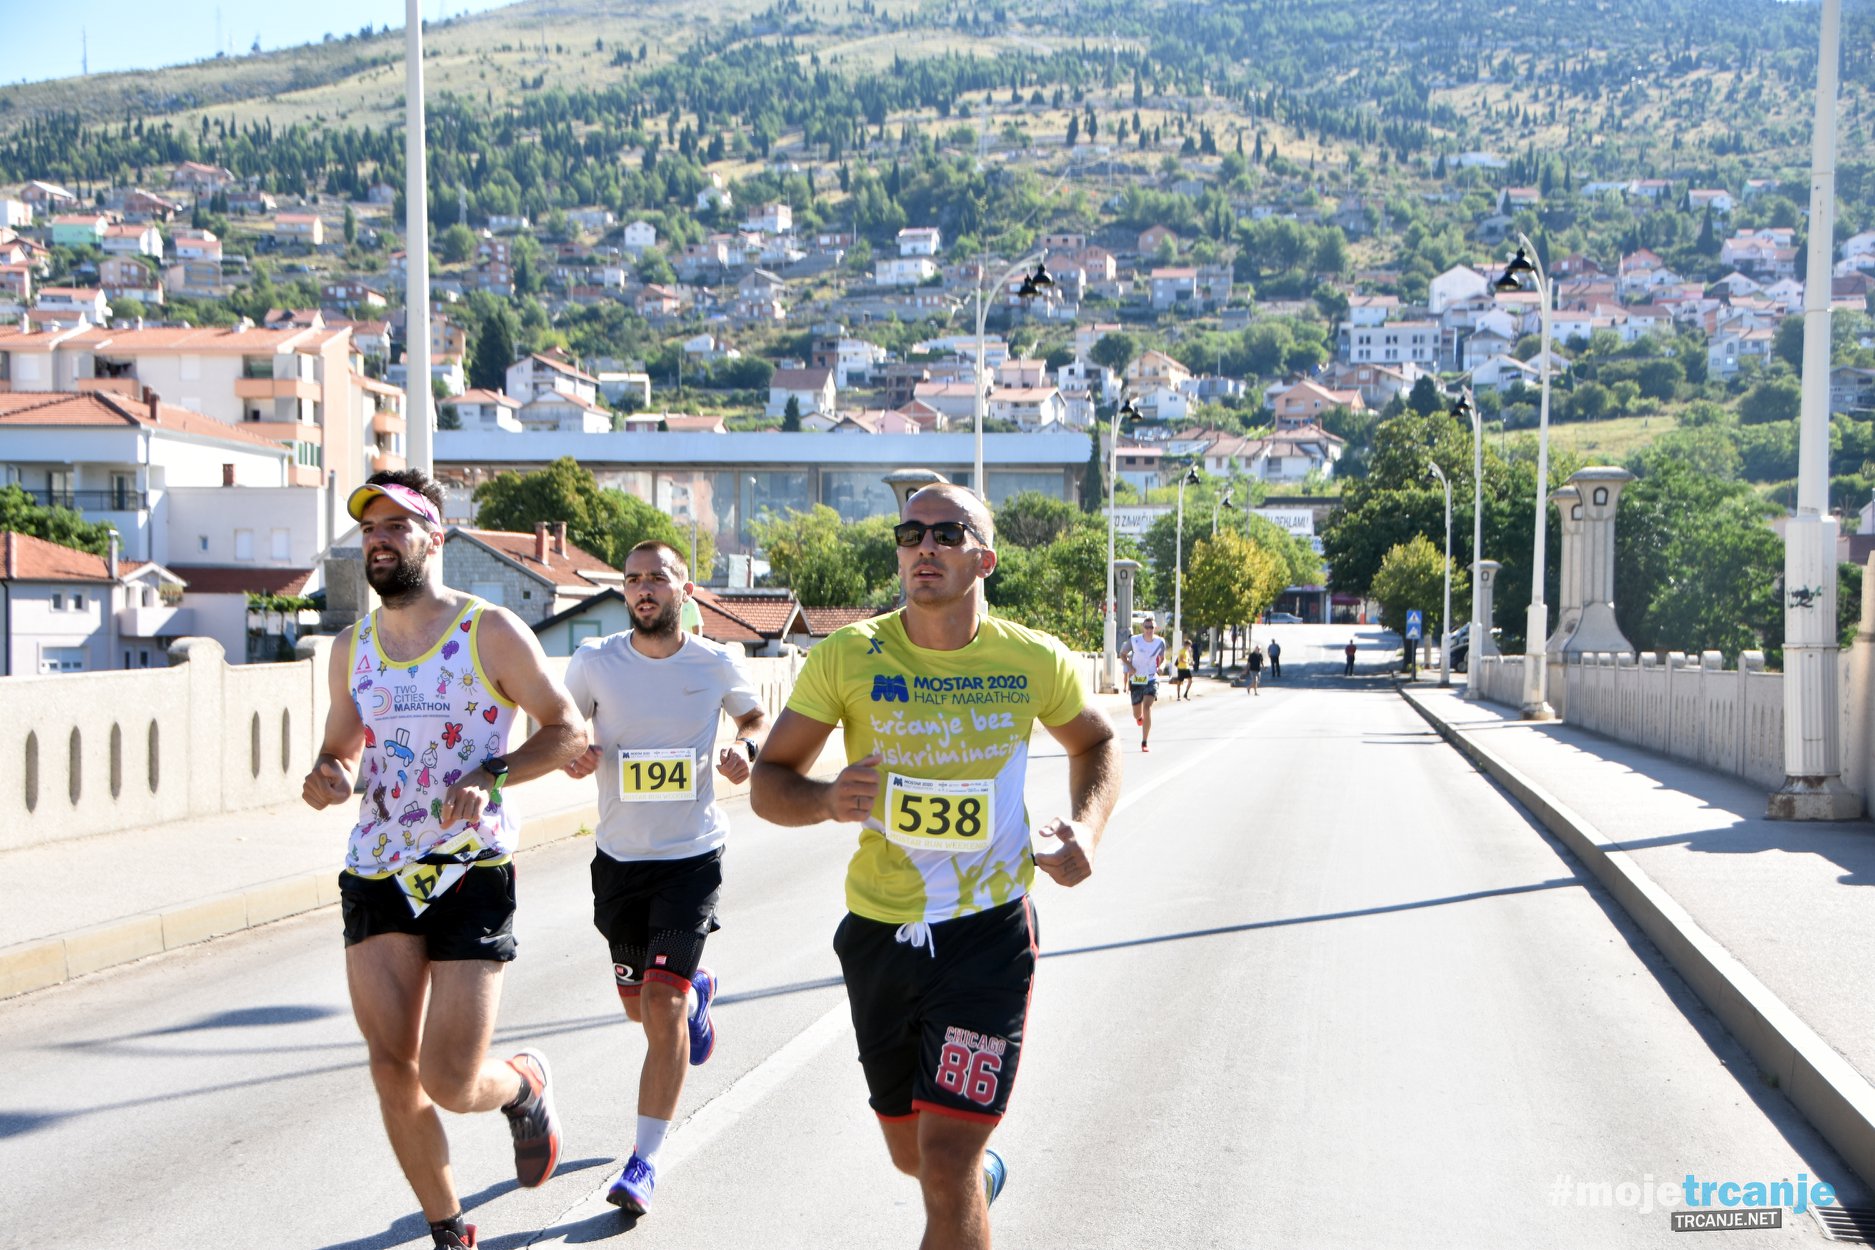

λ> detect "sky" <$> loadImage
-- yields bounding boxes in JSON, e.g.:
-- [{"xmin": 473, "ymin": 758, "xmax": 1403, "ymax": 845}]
[{"xmin": 6, "ymin": 1, "xmax": 521, "ymax": 86}]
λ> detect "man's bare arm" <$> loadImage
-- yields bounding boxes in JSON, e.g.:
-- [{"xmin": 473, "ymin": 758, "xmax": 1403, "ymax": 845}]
[
  {"xmin": 303, "ymin": 626, "xmax": 365, "ymax": 809},
  {"xmin": 750, "ymin": 708, "xmax": 882, "ymax": 827},
  {"xmin": 1033, "ymin": 706, "xmax": 1121, "ymax": 886},
  {"xmin": 477, "ymin": 607, "xmax": 588, "ymax": 782}
]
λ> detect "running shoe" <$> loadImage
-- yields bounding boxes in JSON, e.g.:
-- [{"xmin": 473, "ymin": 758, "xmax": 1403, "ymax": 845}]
[
  {"xmin": 1141, "ymin": 740, "xmax": 1150, "ymax": 753},
  {"xmin": 432, "ymin": 1226, "xmax": 477, "ymax": 1249},
  {"xmin": 983, "ymin": 1148, "xmax": 1007, "ymax": 1206},
  {"xmin": 607, "ymin": 1153, "xmax": 656, "ymax": 1215},
  {"xmin": 688, "ymin": 967, "xmax": 718, "ymax": 1066},
  {"xmin": 503, "ymin": 1049, "xmax": 562, "ymax": 1188}
]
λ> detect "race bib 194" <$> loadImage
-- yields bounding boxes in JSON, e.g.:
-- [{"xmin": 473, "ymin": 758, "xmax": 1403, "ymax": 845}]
[
  {"xmin": 883, "ymin": 774, "xmax": 994, "ymax": 854},
  {"xmin": 618, "ymin": 748, "xmax": 696, "ymax": 803}
]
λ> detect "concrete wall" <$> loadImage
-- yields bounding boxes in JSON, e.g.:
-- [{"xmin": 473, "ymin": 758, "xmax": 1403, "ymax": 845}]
[
  {"xmin": 0, "ymin": 635, "xmax": 813, "ymax": 851},
  {"xmin": 1472, "ymin": 647, "xmax": 1859, "ymax": 802}
]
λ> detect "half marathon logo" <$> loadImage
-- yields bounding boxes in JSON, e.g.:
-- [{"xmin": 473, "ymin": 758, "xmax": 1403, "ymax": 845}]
[{"xmin": 1671, "ymin": 1208, "xmax": 1782, "ymax": 1232}]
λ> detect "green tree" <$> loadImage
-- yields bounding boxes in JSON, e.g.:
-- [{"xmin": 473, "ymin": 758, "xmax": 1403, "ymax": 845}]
[
  {"xmin": 467, "ymin": 300, "xmax": 518, "ymax": 393},
  {"xmin": 1184, "ymin": 531, "xmax": 1284, "ymax": 660},
  {"xmin": 470, "ymin": 457, "xmax": 627, "ymax": 564},
  {"xmin": 438, "ymin": 222, "xmax": 477, "ymax": 265},
  {"xmin": 1089, "ymin": 332, "xmax": 1137, "ymax": 375},
  {"xmin": 0, "ymin": 484, "xmax": 118, "ymax": 556},
  {"xmin": 1370, "ymin": 534, "xmax": 1455, "ymax": 642},
  {"xmin": 782, "ymin": 395, "xmax": 803, "ymax": 432},
  {"xmin": 608, "ymin": 493, "xmax": 715, "ymax": 579},
  {"xmin": 1739, "ymin": 377, "xmax": 1801, "ymax": 426},
  {"xmin": 754, "ymin": 505, "xmax": 867, "ymax": 606},
  {"xmin": 995, "ymin": 490, "xmax": 1078, "ymax": 548}
]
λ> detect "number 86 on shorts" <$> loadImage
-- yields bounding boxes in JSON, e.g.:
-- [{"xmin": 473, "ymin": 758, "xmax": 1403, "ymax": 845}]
[{"xmin": 935, "ymin": 1027, "xmax": 1006, "ymax": 1107}]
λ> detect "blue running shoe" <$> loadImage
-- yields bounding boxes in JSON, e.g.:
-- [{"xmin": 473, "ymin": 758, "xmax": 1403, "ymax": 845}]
[
  {"xmin": 607, "ymin": 1153, "xmax": 656, "ymax": 1215},
  {"xmin": 982, "ymin": 1148, "xmax": 1007, "ymax": 1206},
  {"xmin": 688, "ymin": 967, "xmax": 717, "ymax": 1066}
]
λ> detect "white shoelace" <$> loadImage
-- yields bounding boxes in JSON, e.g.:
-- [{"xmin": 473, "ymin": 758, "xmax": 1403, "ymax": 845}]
[{"xmin": 895, "ymin": 921, "xmax": 936, "ymax": 958}]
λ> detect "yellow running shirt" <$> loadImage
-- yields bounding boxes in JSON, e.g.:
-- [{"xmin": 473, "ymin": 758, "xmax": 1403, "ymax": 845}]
[{"xmin": 786, "ymin": 609, "xmax": 1086, "ymax": 924}]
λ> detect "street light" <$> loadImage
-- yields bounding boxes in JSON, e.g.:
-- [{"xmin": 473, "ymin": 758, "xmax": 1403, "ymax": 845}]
[
  {"xmin": 1102, "ymin": 396, "xmax": 1140, "ymax": 692},
  {"xmin": 1428, "ymin": 461, "xmax": 1453, "ymax": 687},
  {"xmin": 1211, "ymin": 485, "xmax": 1235, "ymax": 536},
  {"xmin": 1173, "ymin": 465, "xmax": 1200, "ymax": 660},
  {"xmin": 1207, "ymin": 486, "xmax": 1235, "ymax": 675},
  {"xmin": 972, "ymin": 255, "xmax": 1053, "ymax": 498},
  {"xmin": 1450, "ymin": 388, "xmax": 1484, "ymax": 699},
  {"xmin": 1495, "ymin": 234, "xmax": 1556, "ymax": 720}
]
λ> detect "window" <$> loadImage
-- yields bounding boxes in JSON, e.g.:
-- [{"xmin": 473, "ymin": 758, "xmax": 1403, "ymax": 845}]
[
  {"xmin": 39, "ymin": 647, "xmax": 85, "ymax": 673},
  {"xmin": 198, "ymin": 535, "xmax": 209, "ymax": 553},
  {"xmin": 470, "ymin": 581, "xmax": 506, "ymax": 607},
  {"xmin": 235, "ymin": 529, "xmax": 255, "ymax": 561},
  {"xmin": 50, "ymin": 592, "xmax": 63, "ymax": 610},
  {"xmin": 271, "ymin": 529, "xmax": 291, "ymax": 561},
  {"xmin": 72, "ymin": 593, "xmax": 86, "ymax": 611}
]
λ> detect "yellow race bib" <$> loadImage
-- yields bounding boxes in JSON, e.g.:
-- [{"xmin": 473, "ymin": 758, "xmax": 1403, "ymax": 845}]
[
  {"xmin": 883, "ymin": 774, "xmax": 995, "ymax": 855},
  {"xmin": 618, "ymin": 748, "xmax": 697, "ymax": 803}
]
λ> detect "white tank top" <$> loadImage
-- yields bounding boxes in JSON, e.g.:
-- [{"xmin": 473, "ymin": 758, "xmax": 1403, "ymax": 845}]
[{"xmin": 344, "ymin": 598, "xmax": 521, "ymax": 876}]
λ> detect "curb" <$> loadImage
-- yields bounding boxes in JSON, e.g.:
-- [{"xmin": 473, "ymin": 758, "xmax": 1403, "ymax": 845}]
[
  {"xmin": 1400, "ymin": 687, "xmax": 1875, "ymax": 1195},
  {"xmin": 0, "ymin": 803, "xmax": 599, "ymax": 1002}
]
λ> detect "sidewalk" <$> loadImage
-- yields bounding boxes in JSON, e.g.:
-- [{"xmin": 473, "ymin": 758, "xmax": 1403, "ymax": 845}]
[
  {"xmin": 0, "ymin": 682, "xmax": 1184, "ymax": 1001},
  {"xmin": 1401, "ymin": 684, "xmax": 1875, "ymax": 1196}
]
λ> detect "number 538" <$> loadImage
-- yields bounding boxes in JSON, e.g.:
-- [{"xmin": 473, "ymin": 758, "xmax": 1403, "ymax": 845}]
[{"xmin": 894, "ymin": 794, "xmax": 983, "ymax": 838}]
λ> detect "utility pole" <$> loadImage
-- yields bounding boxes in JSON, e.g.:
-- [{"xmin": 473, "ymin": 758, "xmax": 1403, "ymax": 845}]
[{"xmin": 404, "ymin": 0, "xmax": 434, "ymax": 475}]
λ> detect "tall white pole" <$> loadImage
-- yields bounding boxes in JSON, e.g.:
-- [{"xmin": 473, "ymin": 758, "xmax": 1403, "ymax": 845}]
[
  {"xmin": 1431, "ymin": 463, "xmax": 1452, "ymax": 687},
  {"xmin": 1173, "ymin": 476, "xmax": 1188, "ymax": 660},
  {"xmin": 1466, "ymin": 388, "xmax": 1484, "ymax": 700},
  {"xmin": 1519, "ymin": 234, "xmax": 1555, "ymax": 720},
  {"xmin": 404, "ymin": 0, "xmax": 433, "ymax": 476},
  {"xmin": 1103, "ymin": 407, "xmax": 1119, "ymax": 693},
  {"xmin": 1770, "ymin": 0, "xmax": 1861, "ymax": 819},
  {"xmin": 973, "ymin": 267, "xmax": 987, "ymax": 497}
]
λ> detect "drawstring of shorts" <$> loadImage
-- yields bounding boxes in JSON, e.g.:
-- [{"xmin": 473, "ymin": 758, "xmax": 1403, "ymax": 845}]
[{"xmin": 895, "ymin": 921, "xmax": 936, "ymax": 958}]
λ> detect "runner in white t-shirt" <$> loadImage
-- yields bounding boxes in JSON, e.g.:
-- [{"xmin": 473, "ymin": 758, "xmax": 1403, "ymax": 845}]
[
  {"xmin": 561, "ymin": 540, "xmax": 768, "ymax": 1218},
  {"xmin": 1119, "ymin": 615, "xmax": 1168, "ymax": 752}
]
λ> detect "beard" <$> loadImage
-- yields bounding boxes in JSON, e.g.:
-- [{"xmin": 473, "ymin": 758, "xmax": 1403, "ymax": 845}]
[
  {"xmin": 634, "ymin": 596, "xmax": 681, "ymax": 637},
  {"xmin": 365, "ymin": 549, "xmax": 428, "ymax": 602}
]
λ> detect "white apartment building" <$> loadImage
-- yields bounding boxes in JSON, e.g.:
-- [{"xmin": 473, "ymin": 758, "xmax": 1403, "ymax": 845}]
[{"xmin": 1343, "ymin": 320, "xmax": 1440, "ymax": 369}]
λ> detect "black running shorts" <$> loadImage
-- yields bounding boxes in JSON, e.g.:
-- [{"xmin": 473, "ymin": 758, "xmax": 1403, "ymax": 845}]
[
  {"xmin": 833, "ymin": 896, "xmax": 1038, "ymax": 1123},
  {"xmin": 1128, "ymin": 678, "xmax": 1158, "ymax": 705},
  {"xmin": 338, "ymin": 863, "xmax": 518, "ymax": 962},
  {"xmin": 592, "ymin": 847, "xmax": 723, "ymax": 994},
  {"xmin": 1175, "ymin": 668, "xmax": 1192, "ymax": 681}
]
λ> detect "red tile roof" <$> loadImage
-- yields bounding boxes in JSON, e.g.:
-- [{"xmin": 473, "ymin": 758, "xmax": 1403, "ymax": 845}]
[
  {"xmin": 693, "ymin": 587, "xmax": 804, "ymax": 639},
  {"xmin": 0, "ymin": 391, "xmax": 291, "ymax": 452},
  {"xmin": 802, "ymin": 606, "xmax": 879, "ymax": 636},
  {"xmin": 167, "ymin": 565, "xmax": 312, "ymax": 595},
  {"xmin": 450, "ymin": 527, "xmax": 619, "ymax": 591},
  {"xmin": 0, "ymin": 531, "xmax": 112, "ymax": 582}
]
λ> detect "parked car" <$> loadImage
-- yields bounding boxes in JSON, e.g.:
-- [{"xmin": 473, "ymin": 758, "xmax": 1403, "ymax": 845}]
[
  {"xmin": 1448, "ymin": 623, "xmax": 1501, "ymax": 668},
  {"xmin": 1264, "ymin": 610, "xmax": 1304, "ymax": 624}
]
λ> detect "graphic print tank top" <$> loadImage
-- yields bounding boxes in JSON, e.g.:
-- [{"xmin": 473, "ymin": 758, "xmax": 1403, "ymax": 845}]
[{"xmin": 343, "ymin": 599, "xmax": 521, "ymax": 876}]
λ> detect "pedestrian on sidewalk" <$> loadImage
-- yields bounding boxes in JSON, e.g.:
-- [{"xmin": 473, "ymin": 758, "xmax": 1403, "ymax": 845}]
[
  {"xmin": 1119, "ymin": 614, "xmax": 1167, "ymax": 751},
  {"xmin": 750, "ymin": 484, "xmax": 1121, "ymax": 1250},
  {"xmin": 1344, "ymin": 639, "xmax": 1357, "ymax": 677},
  {"xmin": 1173, "ymin": 639, "xmax": 1194, "ymax": 700},
  {"xmin": 1266, "ymin": 638, "xmax": 1282, "ymax": 681},
  {"xmin": 561, "ymin": 540, "xmax": 769, "ymax": 1217},
  {"xmin": 301, "ymin": 471, "xmax": 588, "ymax": 1250},
  {"xmin": 1245, "ymin": 643, "xmax": 1263, "ymax": 695}
]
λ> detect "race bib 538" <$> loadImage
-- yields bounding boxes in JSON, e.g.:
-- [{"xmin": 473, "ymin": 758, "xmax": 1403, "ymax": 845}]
[{"xmin": 883, "ymin": 774, "xmax": 994, "ymax": 854}]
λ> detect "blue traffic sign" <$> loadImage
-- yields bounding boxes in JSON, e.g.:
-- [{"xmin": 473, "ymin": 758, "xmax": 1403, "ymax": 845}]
[{"xmin": 1405, "ymin": 609, "xmax": 1423, "ymax": 641}]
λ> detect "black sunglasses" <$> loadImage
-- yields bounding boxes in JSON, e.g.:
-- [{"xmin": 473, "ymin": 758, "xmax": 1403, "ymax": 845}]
[{"xmin": 893, "ymin": 520, "xmax": 984, "ymax": 549}]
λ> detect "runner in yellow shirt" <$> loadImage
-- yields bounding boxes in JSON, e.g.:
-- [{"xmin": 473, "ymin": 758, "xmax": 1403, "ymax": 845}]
[{"xmin": 752, "ymin": 483, "xmax": 1120, "ymax": 1250}]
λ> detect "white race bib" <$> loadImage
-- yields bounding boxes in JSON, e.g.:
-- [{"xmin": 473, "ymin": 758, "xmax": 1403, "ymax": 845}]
[
  {"xmin": 617, "ymin": 748, "xmax": 697, "ymax": 803},
  {"xmin": 882, "ymin": 774, "xmax": 995, "ymax": 855}
]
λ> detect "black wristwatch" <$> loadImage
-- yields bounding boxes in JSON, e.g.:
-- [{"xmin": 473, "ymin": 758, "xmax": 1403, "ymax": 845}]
[
  {"xmin": 736, "ymin": 737, "xmax": 758, "ymax": 761},
  {"xmin": 482, "ymin": 757, "xmax": 510, "ymax": 800}
]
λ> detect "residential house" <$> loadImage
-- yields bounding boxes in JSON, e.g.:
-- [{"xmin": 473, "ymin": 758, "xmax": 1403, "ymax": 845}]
[
  {"xmin": 810, "ymin": 336, "xmax": 887, "ymax": 388},
  {"xmin": 118, "ymin": 190, "xmax": 183, "ymax": 223},
  {"xmin": 20, "ymin": 181, "xmax": 77, "ymax": 211},
  {"xmin": 1149, "ymin": 267, "xmax": 1199, "ymax": 312},
  {"xmin": 987, "ymin": 386, "xmax": 1068, "ymax": 431},
  {"xmin": 321, "ymin": 281, "xmax": 388, "ymax": 311},
  {"xmin": 518, "ymin": 391, "xmax": 611, "ymax": 433},
  {"xmin": 274, "ymin": 213, "xmax": 325, "ymax": 248},
  {"xmin": 1319, "ymin": 361, "xmax": 1423, "ymax": 409},
  {"xmin": 801, "ymin": 409, "xmax": 920, "ymax": 435},
  {"xmin": 568, "ymin": 207, "xmax": 616, "ymax": 233},
  {"xmin": 1708, "ymin": 326, "xmax": 1778, "ymax": 378},
  {"xmin": 32, "ymin": 288, "xmax": 111, "ymax": 326},
  {"xmin": 1130, "ymin": 383, "xmax": 1191, "ymax": 423},
  {"xmin": 97, "ymin": 256, "xmax": 164, "ymax": 306},
  {"xmin": 1270, "ymin": 380, "xmax": 1366, "ymax": 424},
  {"xmin": 875, "ymin": 257, "xmax": 938, "ymax": 287},
  {"xmin": 744, "ymin": 203, "xmax": 792, "ymax": 235},
  {"xmin": 0, "ymin": 198, "xmax": 29, "ymax": 229},
  {"xmin": 897, "ymin": 226, "xmax": 942, "ymax": 257},
  {"xmin": 1343, "ymin": 320, "xmax": 1439, "ymax": 369},
  {"xmin": 1831, "ymin": 366, "xmax": 1875, "ymax": 415},
  {"xmin": 767, "ymin": 367, "xmax": 836, "ymax": 419},
  {"xmin": 172, "ymin": 161, "xmax": 237, "ymax": 192},
  {"xmin": 1688, "ymin": 189, "xmax": 1735, "ymax": 216},
  {"xmin": 49, "ymin": 214, "xmax": 108, "ymax": 249},
  {"xmin": 1124, "ymin": 350, "xmax": 1193, "ymax": 393},
  {"xmin": 908, "ymin": 381, "xmax": 979, "ymax": 424},
  {"xmin": 441, "ymin": 389, "xmax": 524, "ymax": 433},
  {"xmin": 101, "ymin": 223, "xmax": 163, "ymax": 259},
  {"xmin": 1113, "ymin": 444, "xmax": 1165, "ymax": 494},
  {"xmin": 622, "ymin": 220, "xmax": 657, "ymax": 254},
  {"xmin": 172, "ymin": 229, "xmax": 222, "ymax": 261},
  {"xmin": 0, "ymin": 262, "xmax": 30, "ymax": 304},
  {"xmin": 594, "ymin": 369, "xmax": 653, "ymax": 409},
  {"xmin": 1428, "ymin": 264, "xmax": 1490, "ymax": 315},
  {"xmin": 635, "ymin": 285, "xmax": 683, "ymax": 318},
  {"xmin": 1136, "ymin": 225, "xmax": 1178, "ymax": 255},
  {"xmin": 1498, "ymin": 187, "xmax": 1541, "ymax": 214},
  {"xmin": 227, "ymin": 190, "xmax": 277, "ymax": 216},
  {"xmin": 506, "ymin": 351, "xmax": 600, "ymax": 406},
  {"xmin": 691, "ymin": 586, "xmax": 806, "ymax": 657},
  {"xmin": 487, "ymin": 214, "xmax": 530, "ymax": 233},
  {"xmin": 0, "ymin": 530, "xmax": 125, "ymax": 674},
  {"xmin": 1721, "ymin": 228, "xmax": 1799, "ymax": 280},
  {"xmin": 1345, "ymin": 294, "xmax": 1399, "ymax": 327},
  {"xmin": 443, "ymin": 522, "xmax": 623, "ymax": 626}
]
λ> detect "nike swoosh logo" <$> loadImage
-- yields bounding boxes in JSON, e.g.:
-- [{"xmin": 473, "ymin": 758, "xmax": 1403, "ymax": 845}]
[{"xmin": 683, "ymin": 686, "xmax": 710, "ymax": 695}]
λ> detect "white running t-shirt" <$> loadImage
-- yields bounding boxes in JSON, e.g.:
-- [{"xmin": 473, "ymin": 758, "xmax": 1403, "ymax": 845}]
[{"xmin": 1124, "ymin": 633, "xmax": 1166, "ymax": 680}]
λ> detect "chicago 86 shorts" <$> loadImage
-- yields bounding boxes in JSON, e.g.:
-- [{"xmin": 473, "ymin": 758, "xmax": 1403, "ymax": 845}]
[{"xmin": 832, "ymin": 896, "xmax": 1038, "ymax": 1123}]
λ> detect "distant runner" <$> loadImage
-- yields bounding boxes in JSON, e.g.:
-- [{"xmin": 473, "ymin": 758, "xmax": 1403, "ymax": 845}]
[{"xmin": 1119, "ymin": 615, "xmax": 1167, "ymax": 752}]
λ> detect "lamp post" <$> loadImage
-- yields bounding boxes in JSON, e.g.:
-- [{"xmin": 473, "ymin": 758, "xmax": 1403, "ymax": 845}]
[
  {"xmin": 1208, "ymin": 487, "xmax": 1235, "ymax": 675},
  {"xmin": 1211, "ymin": 485, "xmax": 1235, "ymax": 536},
  {"xmin": 1173, "ymin": 465, "xmax": 1200, "ymax": 661},
  {"xmin": 1102, "ymin": 398, "xmax": 1140, "ymax": 693},
  {"xmin": 403, "ymin": 0, "xmax": 433, "ymax": 475},
  {"xmin": 972, "ymin": 255, "xmax": 1052, "ymax": 498},
  {"xmin": 1495, "ymin": 235, "xmax": 1556, "ymax": 720},
  {"xmin": 1428, "ymin": 461, "xmax": 1453, "ymax": 687},
  {"xmin": 1450, "ymin": 389, "xmax": 1484, "ymax": 698}
]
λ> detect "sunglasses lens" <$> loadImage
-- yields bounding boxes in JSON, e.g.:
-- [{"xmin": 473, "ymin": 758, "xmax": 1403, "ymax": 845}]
[
  {"xmin": 894, "ymin": 521, "xmax": 973, "ymax": 547},
  {"xmin": 893, "ymin": 523, "xmax": 923, "ymax": 547},
  {"xmin": 932, "ymin": 523, "xmax": 967, "ymax": 546}
]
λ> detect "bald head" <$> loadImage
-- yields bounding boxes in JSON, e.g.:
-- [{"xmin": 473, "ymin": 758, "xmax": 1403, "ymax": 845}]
[{"xmin": 905, "ymin": 483, "xmax": 995, "ymax": 548}]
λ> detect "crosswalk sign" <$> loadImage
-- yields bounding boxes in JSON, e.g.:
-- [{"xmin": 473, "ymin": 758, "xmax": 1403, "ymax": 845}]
[{"xmin": 1405, "ymin": 609, "xmax": 1423, "ymax": 641}]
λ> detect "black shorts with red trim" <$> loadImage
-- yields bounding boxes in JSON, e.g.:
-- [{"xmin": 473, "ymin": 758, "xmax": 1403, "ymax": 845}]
[
  {"xmin": 832, "ymin": 896, "xmax": 1038, "ymax": 1123},
  {"xmin": 591, "ymin": 847, "xmax": 723, "ymax": 994}
]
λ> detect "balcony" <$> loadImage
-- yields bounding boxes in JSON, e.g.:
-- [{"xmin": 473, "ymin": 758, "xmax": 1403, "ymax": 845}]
[
  {"xmin": 371, "ymin": 411, "xmax": 406, "ymax": 437},
  {"xmin": 18, "ymin": 488, "xmax": 147, "ymax": 511},
  {"xmin": 117, "ymin": 605, "xmax": 194, "ymax": 638},
  {"xmin": 233, "ymin": 376, "xmax": 320, "ymax": 401},
  {"xmin": 287, "ymin": 463, "xmax": 325, "ymax": 487},
  {"xmin": 76, "ymin": 377, "xmax": 141, "ymax": 397},
  {"xmin": 241, "ymin": 419, "xmax": 322, "ymax": 446},
  {"xmin": 371, "ymin": 451, "xmax": 407, "ymax": 474}
]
